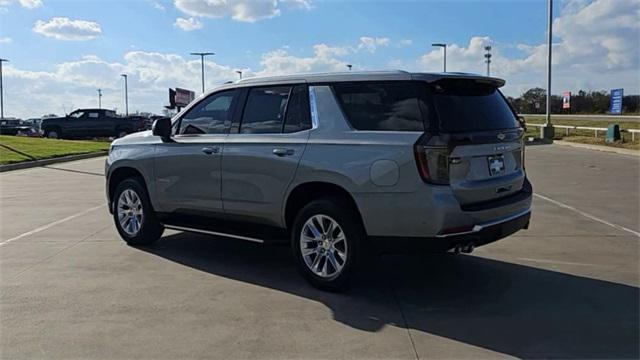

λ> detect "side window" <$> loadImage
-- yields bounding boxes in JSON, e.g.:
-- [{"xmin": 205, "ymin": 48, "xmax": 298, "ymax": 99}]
[
  {"xmin": 240, "ymin": 86, "xmax": 291, "ymax": 134},
  {"xmin": 332, "ymin": 82, "xmax": 427, "ymax": 131},
  {"xmin": 283, "ymin": 85, "xmax": 312, "ymax": 133},
  {"xmin": 88, "ymin": 112, "xmax": 99, "ymax": 118},
  {"xmin": 179, "ymin": 90, "xmax": 237, "ymax": 135}
]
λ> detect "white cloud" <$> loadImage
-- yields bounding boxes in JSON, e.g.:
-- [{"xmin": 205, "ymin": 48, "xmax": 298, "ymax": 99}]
[
  {"xmin": 0, "ymin": 0, "xmax": 41, "ymax": 10},
  {"xmin": 148, "ymin": 0, "xmax": 165, "ymax": 10},
  {"xmin": 399, "ymin": 39, "xmax": 413, "ymax": 47},
  {"xmin": 33, "ymin": 17, "xmax": 102, "ymax": 41},
  {"xmin": 358, "ymin": 37, "xmax": 390, "ymax": 52},
  {"xmin": 3, "ymin": 52, "xmax": 242, "ymax": 118},
  {"xmin": 4, "ymin": 0, "xmax": 639, "ymax": 118},
  {"xmin": 18, "ymin": 0, "xmax": 41, "ymax": 8},
  {"xmin": 173, "ymin": 0, "xmax": 311, "ymax": 23},
  {"xmin": 417, "ymin": 0, "xmax": 640, "ymax": 96},
  {"xmin": 174, "ymin": 17, "xmax": 202, "ymax": 31},
  {"xmin": 313, "ymin": 43, "xmax": 350, "ymax": 58},
  {"xmin": 0, "ymin": 36, "xmax": 12, "ymax": 43},
  {"xmin": 257, "ymin": 47, "xmax": 348, "ymax": 76}
]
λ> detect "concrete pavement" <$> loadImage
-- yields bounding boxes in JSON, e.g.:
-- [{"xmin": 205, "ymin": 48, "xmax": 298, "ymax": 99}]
[{"xmin": 1, "ymin": 145, "xmax": 638, "ymax": 359}]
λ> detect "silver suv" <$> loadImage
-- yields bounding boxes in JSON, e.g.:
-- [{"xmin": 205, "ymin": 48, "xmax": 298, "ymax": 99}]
[{"xmin": 106, "ymin": 71, "xmax": 532, "ymax": 290}]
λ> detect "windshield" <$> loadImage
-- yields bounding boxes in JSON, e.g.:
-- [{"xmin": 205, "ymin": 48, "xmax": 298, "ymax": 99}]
[
  {"xmin": 431, "ymin": 79, "xmax": 517, "ymax": 133},
  {"xmin": 69, "ymin": 111, "xmax": 84, "ymax": 118}
]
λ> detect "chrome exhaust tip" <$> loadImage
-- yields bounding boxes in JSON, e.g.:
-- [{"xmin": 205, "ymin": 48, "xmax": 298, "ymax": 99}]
[{"xmin": 461, "ymin": 243, "xmax": 475, "ymax": 254}]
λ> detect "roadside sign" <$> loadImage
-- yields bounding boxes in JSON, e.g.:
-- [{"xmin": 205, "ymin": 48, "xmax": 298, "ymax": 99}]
[
  {"xmin": 562, "ymin": 91, "xmax": 571, "ymax": 109},
  {"xmin": 175, "ymin": 88, "xmax": 195, "ymax": 108},
  {"xmin": 609, "ymin": 88, "xmax": 623, "ymax": 114}
]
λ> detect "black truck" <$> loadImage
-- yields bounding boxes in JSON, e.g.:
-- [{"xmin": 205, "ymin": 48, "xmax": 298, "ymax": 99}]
[{"xmin": 40, "ymin": 109, "xmax": 146, "ymax": 139}]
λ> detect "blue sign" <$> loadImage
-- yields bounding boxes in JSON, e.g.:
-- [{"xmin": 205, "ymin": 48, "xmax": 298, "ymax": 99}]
[{"xmin": 610, "ymin": 88, "xmax": 623, "ymax": 114}]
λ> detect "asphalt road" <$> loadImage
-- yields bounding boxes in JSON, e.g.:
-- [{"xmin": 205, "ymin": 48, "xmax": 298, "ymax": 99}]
[{"xmin": 1, "ymin": 144, "xmax": 638, "ymax": 359}]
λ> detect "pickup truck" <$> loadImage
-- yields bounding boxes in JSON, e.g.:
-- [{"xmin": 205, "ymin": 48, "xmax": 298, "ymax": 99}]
[{"xmin": 40, "ymin": 109, "xmax": 146, "ymax": 139}]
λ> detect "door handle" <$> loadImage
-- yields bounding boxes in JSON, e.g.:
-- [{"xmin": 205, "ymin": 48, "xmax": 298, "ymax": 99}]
[
  {"xmin": 202, "ymin": 146, "xmax": 220, "ymax": 155},
  {"xmin": 273, "ymin": 148, "xmax": 295, "ymax": 157}
]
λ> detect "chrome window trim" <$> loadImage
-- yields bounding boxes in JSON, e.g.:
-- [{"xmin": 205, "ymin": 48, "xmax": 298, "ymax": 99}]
[{"xmin": 308, "ymin": 85, "xmax": 319, "ymax": 129}]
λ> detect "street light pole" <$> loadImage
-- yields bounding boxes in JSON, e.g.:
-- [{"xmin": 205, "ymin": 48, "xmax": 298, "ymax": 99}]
[
  {"xmin": 544, "ymin": 0, "xmax": 555, "ymax": 140},
  {"xmin": 121, "ymin": 74, "xmax": 128, "ymax": 116},
  {"xmin": 431, "ymin": 43, "xmax": 447, "ymax": 72},
  {"xmin": 0, "ymin": 58, "xmax": 8, "ymax": 119},
  {"xmin": 97, "ymin": 89, "xmax": 102, "ymax": 109},
  {"xmin": 190, "ymin": 52, "xmax": 215, "ymax": 93},
  {"xmin": 484, "ymin": 46, "xmax": 492, "ymax": 77},
  {"xmin": 235, "ymin": 70, "xmax": 242, "ymax": 80}
]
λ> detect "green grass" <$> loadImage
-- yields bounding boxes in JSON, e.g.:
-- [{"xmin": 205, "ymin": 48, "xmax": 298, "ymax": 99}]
[
  {"xmin": 523, "ymin": 116, "xmax": 640, "ymax": 150},
  {"xmin": 0, "ymin": 136, "xmax": 110, "ymax": 165},
  {"xmin": 523, "ymin": 116, "xmax": 640, "ymax": 130}
]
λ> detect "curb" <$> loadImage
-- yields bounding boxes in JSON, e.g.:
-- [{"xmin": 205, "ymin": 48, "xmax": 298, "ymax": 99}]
[
  {"xmin": 553, "ymin": 140, "xmax": 639, "ymax": 156},
  {"xmin": 0, "ymin": 151, "xmax": 107, "ymax": 172}
]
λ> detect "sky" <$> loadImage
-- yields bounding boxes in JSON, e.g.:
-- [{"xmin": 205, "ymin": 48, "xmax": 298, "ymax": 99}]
[{"xmin": 0, "ymin": 0, "xmax": 638, "ymax": 118}]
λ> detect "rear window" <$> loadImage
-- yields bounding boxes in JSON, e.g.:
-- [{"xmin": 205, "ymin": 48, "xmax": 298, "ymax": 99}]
[
  {"xmin": 333, "ymin": 82, "xmax": 427, "ymax": 131},
  {"xmin": 431, "ymin": 79, "xmax": 517, "ymax": 133}
]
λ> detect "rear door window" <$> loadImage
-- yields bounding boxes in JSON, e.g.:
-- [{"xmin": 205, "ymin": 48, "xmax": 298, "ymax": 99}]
[
  {"xmin": 240, "ymin": 86, "xmax": 291, "ymax": 134},
  {"xmin": 431, "ymin": 79, "xmax": 518, "ymax": 132},
  {"xmin": 283, "ymin": 85, "xmax": 312, "ymax": 133},
  {"xmin": 332, "ymin": 82, "xmax": 427, "ymax": 131}
]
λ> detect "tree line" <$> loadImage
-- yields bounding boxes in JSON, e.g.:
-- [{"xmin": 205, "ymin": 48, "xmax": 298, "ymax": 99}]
[{"xmin": 506, "ymin": 88, "xmax": 639, "ymax": 115}]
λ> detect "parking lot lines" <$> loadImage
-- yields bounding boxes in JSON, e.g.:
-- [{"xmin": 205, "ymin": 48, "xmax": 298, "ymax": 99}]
[
  {"xmin": 1, "ymin": 146, "xmax": 638, "ymax": 359},
  {"xmin": 533, "ymin": 193, "xmax": 640, "ymax": 237},
  {"xmin": 0, "ymin": 204, "xmax": 105, "ymax": 247}
]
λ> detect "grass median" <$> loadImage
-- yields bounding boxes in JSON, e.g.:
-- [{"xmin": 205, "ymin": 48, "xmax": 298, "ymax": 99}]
[
  {"xmin": 523, "ymin": 116, "xmax": 640, "ymax": 150},
  {"xmin": 0, "ymin": 136, "xmax": 110, "ymax": 165}
]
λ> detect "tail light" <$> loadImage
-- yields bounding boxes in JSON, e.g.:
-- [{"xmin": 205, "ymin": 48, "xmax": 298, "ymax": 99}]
[{"xmin": 414, "ymin": 143, "xmax": 450, "ymax": 185}]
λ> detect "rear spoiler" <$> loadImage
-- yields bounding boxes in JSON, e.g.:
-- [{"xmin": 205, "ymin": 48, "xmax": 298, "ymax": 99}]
[{"xmin": 410, "ymin": 73, "xmax": 505, "ymax": 88}]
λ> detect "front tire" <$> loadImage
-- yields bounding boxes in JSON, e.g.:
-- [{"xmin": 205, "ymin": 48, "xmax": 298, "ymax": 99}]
[
  {"xmin": 291, "ymin": 198, "xmax": 363, "ymax": 291},
  {"xmin": 44, "ymin": 129, "xmax": 60, "ymax": 139},
  {"xmin": 112, "ymin": 178, "xmax": 163, "ymax": 246}
]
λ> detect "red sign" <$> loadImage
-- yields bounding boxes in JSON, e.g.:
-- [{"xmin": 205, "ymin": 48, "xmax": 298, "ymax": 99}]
[
  {"xmin": 175, "ymin": 88, "xmax": 195, "ymax": 108},
  {"xmin": 562, "ymin": 91, "xmax": 571, "ymax": 109}
]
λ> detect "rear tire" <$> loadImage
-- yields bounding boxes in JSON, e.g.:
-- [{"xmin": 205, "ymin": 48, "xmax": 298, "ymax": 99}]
[
  {"xmin": 112, "ymin": 178, "xmax": 163, "ymax": 246},
  {"xmin": 291, "ymin": 198, "xmax": 364, "ymax": 292}
]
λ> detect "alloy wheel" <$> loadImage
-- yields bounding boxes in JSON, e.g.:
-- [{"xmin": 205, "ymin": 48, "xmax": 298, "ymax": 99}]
[
  {"xmin": 300, "ymin": 214, "xmax": 348, "ymax": 279},
  {"xmin": 117, "ymin": 189, "xmax": 144, "ymax": 236}
]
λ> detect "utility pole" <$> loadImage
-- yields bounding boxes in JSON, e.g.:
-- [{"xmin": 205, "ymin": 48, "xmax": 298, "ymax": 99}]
[
  {"xmin": 346, "ymin": 64, "xmax": 352, "ymax": 71},
  {"xmin": 235, "ymin": 70, "xmax": 242, "ymax": 80},
  {"xmin": 190, "ymin": 52, "xmax": 215, "ymax": 93},
  {"xmin": 431, "ymin": 43, "xmax": 447, "ymax": 72},
  {"xmin": 484, "ymin": 46, "xmax": 492, "ymax": 77},
  {"xmin": 0, "ymin": 58, "xmax": 7, "ymax": 119},
  {"xmin": 121, "ymin": 74, "xmax": 128, "ymax": 116},
  {"xmin": 97, "ymin": 89, "xmax": 102, "ymax": 109},
  {"xmin": 543, "ymin": 0, "xmax": 555, "ymax": 140}
]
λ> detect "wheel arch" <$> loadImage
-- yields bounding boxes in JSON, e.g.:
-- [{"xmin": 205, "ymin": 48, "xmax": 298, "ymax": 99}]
[
  {"xmin": 283, "ymin": 181, "xmax": 366, "ymax": 235},
  {"xmin": 108, "ymin": 166, "xmax": 152, "ymax": 213}
]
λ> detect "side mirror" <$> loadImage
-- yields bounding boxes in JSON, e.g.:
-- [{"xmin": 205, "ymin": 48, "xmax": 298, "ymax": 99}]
[{"xmin": 152, "ymin": 117, "xmax": 172, "ymax": 138}]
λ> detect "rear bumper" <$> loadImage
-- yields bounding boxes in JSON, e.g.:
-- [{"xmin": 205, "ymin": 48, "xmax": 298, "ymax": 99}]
[{"xmin": 372, "ymin": 208, "xmax": 531, "ymax": 253}]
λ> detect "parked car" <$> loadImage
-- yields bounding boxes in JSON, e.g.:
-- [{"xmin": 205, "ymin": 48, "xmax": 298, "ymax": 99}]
[
  {"xmin": 24, "ymin": 118, "xmax": 42, "ymax": 132},
  {"xmin": 40, "ymin": 109, "xmax": 146, "ymax": 139},
  {"xmin": 0, "ymin": 119, "xmax": 39, "ymax": 136},
  {"xmin": 105, "ymin": 71, "xmax": 532, "ymax": 291}
]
